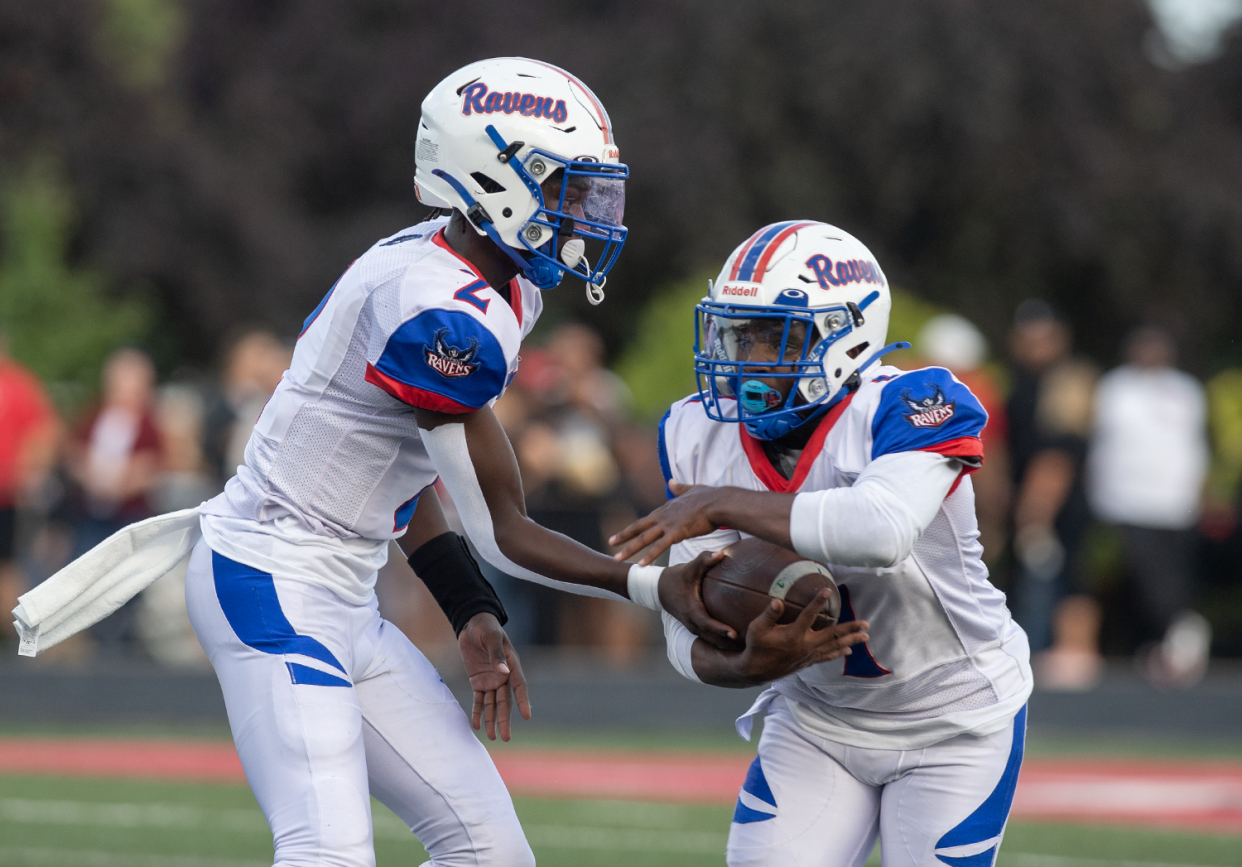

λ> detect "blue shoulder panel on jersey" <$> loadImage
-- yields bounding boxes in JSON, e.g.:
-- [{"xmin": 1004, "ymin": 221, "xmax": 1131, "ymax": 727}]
[
  {"xmin": 211, "ymin": 552, "xmax": 346, "ymax": 674},
  {"xmin": 367, "ymin": 307, "xmax": 507, "ymax": 414},
  {"xmin": 934, "ymin": 705, "xmax": 1027, "ymax": 866},
  {"xmin": 657, "ymin": 408, "xmax": 675, "ymax": 500},
  {"xmin": 870, "ymin": 367, "xmax": 987, "ymax": 459}
]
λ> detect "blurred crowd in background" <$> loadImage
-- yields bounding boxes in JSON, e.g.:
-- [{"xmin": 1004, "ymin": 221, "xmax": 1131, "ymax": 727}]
[
  {"xmin": 2, "ymin": 295, "xmax": 1241, "ymax": 692},
  {"xmin": 4, "ymin": 0, "xmax": 1242, "ymax": 691}
]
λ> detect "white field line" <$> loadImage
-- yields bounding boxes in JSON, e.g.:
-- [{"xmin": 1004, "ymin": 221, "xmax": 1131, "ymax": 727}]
[{"xmin": 0, "ymin": 847, "xmax": 268, "ymax": 867}]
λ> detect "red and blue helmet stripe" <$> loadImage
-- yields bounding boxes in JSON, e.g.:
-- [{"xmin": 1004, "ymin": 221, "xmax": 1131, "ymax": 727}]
[{"xmin": 728, "ymin": 220, "xmax": 817, "ymax": 283}]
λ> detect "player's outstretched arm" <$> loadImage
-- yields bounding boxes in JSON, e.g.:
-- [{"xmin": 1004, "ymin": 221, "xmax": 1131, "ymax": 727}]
[
  {"xmin": 612, "ymin": 452, "xmax": 964, "ymax": 568},
  {"xmin": 676, "ymin": 594, "xmax": 869, "ymax": 688},
  {"xmin": 415, "ymin": 405, "xmax": 739, "ymax": 647},
  {"xmin": 611, "ymin": 484, "xmax": 795, "ymax": 565}
]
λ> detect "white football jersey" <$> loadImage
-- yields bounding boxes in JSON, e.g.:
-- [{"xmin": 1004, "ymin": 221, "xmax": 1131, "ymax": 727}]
[
  {"xmin": 662, "ymin": 365, "xmax": 1031, "ymax": 749},
  {"xmin": 200, "ymin": 216, "xmax": 542, "ymax": 603}
]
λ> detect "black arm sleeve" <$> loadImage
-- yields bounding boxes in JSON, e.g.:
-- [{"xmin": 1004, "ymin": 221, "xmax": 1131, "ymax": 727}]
[{"xmin": 407, "ymin": 531, "xmax": 508, "ymax": 636}]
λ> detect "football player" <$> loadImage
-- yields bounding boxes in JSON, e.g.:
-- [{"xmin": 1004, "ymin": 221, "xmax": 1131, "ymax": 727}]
[
  {"xmin": 184, "ymin": 60, "xmax": 863, "ymax": 867},
  {"xmin": 611, "ymin": 221, "xmax": 1033, "ymax": 867}
]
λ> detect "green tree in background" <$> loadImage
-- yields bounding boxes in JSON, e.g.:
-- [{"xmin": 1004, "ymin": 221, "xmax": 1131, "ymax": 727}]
[
  {"xmin": 0, "ymin": 160, "xmax": 151, "ymax": 400},
  {"xmin": 97, "ymin": 0, "xmax": 185, "ymax": 90},
  {"xmin": 615, "ymin": 271, "xmax": 711, "ymax": 422}
]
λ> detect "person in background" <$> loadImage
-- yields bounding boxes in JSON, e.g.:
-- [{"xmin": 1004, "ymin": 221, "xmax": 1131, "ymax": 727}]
[
  {"xmin": 482, "ymin": 322, "xmax": 654, "ymax": 660},
  {"xmin": 1087, "ymin": 326, "xmax": 1211, "ymax": 688},
  {"xmin": 136, "ymin": 383, "xmax": 220, "ymax": 668},
  {"xmin": 1007, "ymin": 301, "xmax": 1100, "ymax": 690},
  {"xmin": 0, "ymin": 328, "xmax": 58, "ymax": 630},
  {"xmin": 201, "ymin": 329, "xmax": 291, "ymax": 484},
  {"xmin": 67, "ymin": 347, "xmax": 162, "ymax": 657},
  {"xmin": 916, "ymin": 313, "xmax": 1010, "ymax": 566}
]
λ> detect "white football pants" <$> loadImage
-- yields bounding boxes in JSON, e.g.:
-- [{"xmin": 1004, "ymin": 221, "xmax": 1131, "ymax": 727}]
[
  {"xmin": 185, "ymin": 538, "xmax": 534, "ymax": 867},
  {"xmin": 727, "ymin": 699, "xmax": 1026, "ymax": 867}
]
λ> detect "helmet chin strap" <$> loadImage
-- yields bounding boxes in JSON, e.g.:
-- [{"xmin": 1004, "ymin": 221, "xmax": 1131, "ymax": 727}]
[{"xmin": 560, "ymin": 238, "xmax": 606, "ymax": 305}]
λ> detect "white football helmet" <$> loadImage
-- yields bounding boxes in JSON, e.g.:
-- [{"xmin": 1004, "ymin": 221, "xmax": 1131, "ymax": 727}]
[
  {"xmin": 415, "ymin": 57, "xmax": 627, "ymax": 298},
  {"xmin": 695, "ymin": 221, "xmax": 908, "ymax": 440}
]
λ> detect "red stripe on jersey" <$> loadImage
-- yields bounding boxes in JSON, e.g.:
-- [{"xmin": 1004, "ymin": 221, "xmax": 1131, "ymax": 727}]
[
  {"xmin": 739, "ymin": 393, "xmax": 857, "ymax": 493},
  {"xmin": 509, "ymin": 278, "xmax": 523, "ymax": 330},
  {"xmin": 920, "ymin": 435, "xmax": 984, "ymax": 463},
  {"xmin": 365, "ymin": 363, "xmax": 477, "ymax": 414},
  {"xmin": 920, "ymin": 435, "xmax": 984, "ymax": 496},
  {"xmin": 432, "ymin": 229, "xmax": 485, "ymax": 280}
]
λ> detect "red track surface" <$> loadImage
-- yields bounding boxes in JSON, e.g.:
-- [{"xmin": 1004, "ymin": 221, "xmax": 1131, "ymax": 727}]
[{"xmin": 0, "ymin": 738, "xmax": 1239, "ymax": 833}]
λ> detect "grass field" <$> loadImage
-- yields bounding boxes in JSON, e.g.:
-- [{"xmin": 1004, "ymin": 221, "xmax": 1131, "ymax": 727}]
[
  {"xmin": 1, "ymin": 773, "xmax": 1240, "ymax": 867},
  {"xmin": 0, "ymin": 726, "xmax": 1240, "ymax": 866}
]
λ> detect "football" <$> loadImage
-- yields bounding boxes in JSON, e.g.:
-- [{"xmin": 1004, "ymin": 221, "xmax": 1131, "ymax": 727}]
[{"xmin": 702, "ymin": 537, "xmax": 841, "ymax": 640}]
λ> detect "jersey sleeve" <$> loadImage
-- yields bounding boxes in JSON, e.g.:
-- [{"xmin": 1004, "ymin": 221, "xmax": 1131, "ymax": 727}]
[
  {"xmin": 365, "ymin": 308, "xmax": 508, "ymax": 414},
  {"xmin": 870, "ymin": 367, "xmax": 987, "ymax": 465}
]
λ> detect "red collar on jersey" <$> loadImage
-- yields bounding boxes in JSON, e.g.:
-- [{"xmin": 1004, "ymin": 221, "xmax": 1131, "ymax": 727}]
[
  {"xmin": 432, "ymin": 228, "xmax": 522, "ymax": 328},
  {"xmin": 739, "ymin": 392, "xmax": 857, "ymax": 493}
]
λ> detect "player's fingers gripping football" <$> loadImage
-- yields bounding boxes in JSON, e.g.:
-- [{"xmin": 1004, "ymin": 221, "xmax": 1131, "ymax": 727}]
[
  {"xmin": 610, "ymin": 484, "xmax": 721, "ymax": 565},
  {"xmin": 806, "ymin": 620, "xmax": 870, "ymax": 665},
  {"xmin": 787, "ymin": 589, "xmax": 869, "ymax": 663},
  {"xmin": 740, "ymin": 593, "xmax": 870, "ymax": 681},
  {"xmin": 659, "ymin": 551, "xmax": 739, "ymax": 649}
]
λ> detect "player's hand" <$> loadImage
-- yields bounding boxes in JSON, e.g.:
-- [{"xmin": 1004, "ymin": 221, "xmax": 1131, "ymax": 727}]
[
  {"xmin": 658, "ymin": 550, "xmax": 739, "ymax": 650},
  {"xmin": 733, "ymin": 592, "xmax": 869, "ymax": 684},
  {"xmin": 610, "ymin": 482, "xmax": 722, "ymax": 565},
  {"xmin": 457, "ymin": 612, "xmax": 531, "ymax": 742}
]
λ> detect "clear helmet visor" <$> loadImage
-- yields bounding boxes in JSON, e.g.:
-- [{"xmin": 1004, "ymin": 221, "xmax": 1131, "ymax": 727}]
[
  {"xmin": 517, "ymin": 152, "xmax": 628, "ymax": 291},
  {"xmin": 581, "ymin": 175, "xmax": 625, "ymax": 228},
  {"xmin": 715, "ymin": 316, "xmax": 813, "ymax": 365},
  {"xmin": 697, "ymin": 303, "xmax": 858, "ymax": 404},
  {"xmin": 558, "ymin": 162, "xmax": 625, "ymax": 233}
]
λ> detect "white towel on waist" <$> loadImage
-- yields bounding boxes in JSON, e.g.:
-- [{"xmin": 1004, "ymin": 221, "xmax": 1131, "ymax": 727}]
[{"xmin": 12, "ymin": 508, "xmax": 203, "ymax": 657}]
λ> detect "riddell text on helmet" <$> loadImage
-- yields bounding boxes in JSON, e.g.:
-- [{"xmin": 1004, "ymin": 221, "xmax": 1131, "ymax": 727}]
[{"xmin": 460, "ymin": 83, "xmax": 569, "ymax": 124}]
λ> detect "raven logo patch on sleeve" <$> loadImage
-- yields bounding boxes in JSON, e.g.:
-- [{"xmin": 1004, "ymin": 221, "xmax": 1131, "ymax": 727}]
[
  {"xmin": 425, "ymin": 327, "xmax": 480, "ymax": 378},
  {"xmin": 901, "ymin": 385, "xmax": 956, "ymax": 427}
]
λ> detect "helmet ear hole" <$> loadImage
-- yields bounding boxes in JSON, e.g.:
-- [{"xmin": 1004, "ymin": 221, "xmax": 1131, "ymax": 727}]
[
  {"xmin": 846, "ymin": 342, "xmax": 870, "ymax": 359},
  {"xmin": 470, "ymin": 172, "xmax": 506, "ymax": 194}
]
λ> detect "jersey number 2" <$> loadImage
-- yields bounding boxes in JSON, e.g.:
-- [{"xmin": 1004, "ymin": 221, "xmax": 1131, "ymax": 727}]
[{"xmin": 838, "ymin": 584, "xmax": 891, "ymax": 678}]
